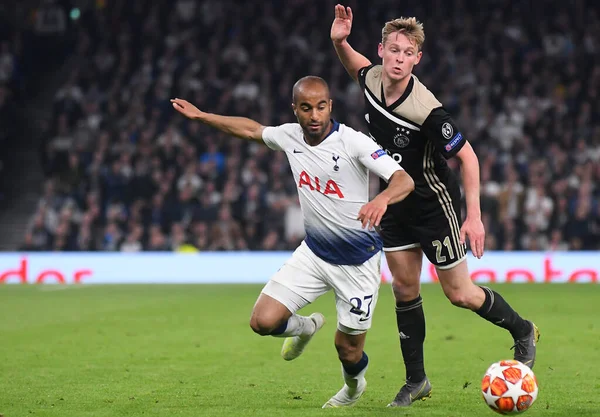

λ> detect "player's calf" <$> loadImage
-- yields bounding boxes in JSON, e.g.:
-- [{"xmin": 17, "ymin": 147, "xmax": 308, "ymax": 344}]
[
  {"xmin": 474, "ymin": 286, "xmax": 533, "ymax": 338},
  {"xmin": 437, "ymin": 262, "xmax": 485, "ymax": 310},
  {"xmin": 336, "ymin": 341, "xmax": 363, "ymax": 364},
  {"xmin": 444, "ymin": 285, "xmax": 485, "ymax": 310},
  {"xmin": 437, "ymin": 265, "xmax": 532, "ymax": 337}
]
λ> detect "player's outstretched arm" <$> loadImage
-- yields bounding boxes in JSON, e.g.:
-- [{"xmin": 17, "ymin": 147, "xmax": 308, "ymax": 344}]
[
  {"xmin": 330, "ymin": 4, "xmax": 371, "ymax": 82},
  {"xmin": 171, "ymin": 98, "xmax": 265, "ymax": 142},
  {"xmin": 357, "ymin": 170, "xmax": 414, "ymax": 229}
]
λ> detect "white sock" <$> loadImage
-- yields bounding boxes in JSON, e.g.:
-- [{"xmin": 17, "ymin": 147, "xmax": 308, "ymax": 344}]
[
  {"xmin": 271, "ymin": 314, "xmax": 315, "ymax": 338},
  {"xmin": 342, "ymin": 363, "xmax": 368, "ymax": 391}
]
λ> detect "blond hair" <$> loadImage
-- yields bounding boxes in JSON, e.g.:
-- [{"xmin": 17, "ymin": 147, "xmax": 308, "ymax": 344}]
[{"xmin": 382, "ymin": 17, "xmax": 425, "ymax": 50}]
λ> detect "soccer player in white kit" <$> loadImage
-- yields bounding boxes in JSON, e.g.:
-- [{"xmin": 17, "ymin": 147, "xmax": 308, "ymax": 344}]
[{"xmin": 171, "ymin": 76, "xmax": 415, "ymax": 408}]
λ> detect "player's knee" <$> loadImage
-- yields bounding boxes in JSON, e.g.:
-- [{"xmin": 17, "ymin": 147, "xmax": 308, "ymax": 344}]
[
  {"xmin": 335, "ymin": 341, "xmax": 362, "ymax": 364},
  {"xmin": 249, "ymin": 316, "xmax": 278, "ymax": 336},
  {"xmin": 444, "ymin": 282, "xmax": 483, "ymax": 309},
  {"xmin": 446, "ymin": 290, "xmax": 473, "ymax": 309},
  {"xmin": 392, "ymin": 276, "xmax": 420, "ymax": 301}
]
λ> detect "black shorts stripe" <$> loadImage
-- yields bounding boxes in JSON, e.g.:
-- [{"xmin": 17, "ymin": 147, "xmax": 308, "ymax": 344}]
[{"xmin": 422, "ymin": 142, "xmax": 466, "ymax": 260}]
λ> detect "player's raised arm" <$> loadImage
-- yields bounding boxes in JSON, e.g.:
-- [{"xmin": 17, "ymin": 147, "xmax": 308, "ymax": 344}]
[
  {"xmin": 171, "ymin": 98, "xmax": 265, "ymax": 142},
  {"xmin": 330, "ymin": 4, "xmax": 372, "ymax": 82}
]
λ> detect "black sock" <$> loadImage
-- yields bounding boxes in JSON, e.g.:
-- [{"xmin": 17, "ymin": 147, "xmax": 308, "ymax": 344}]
[
  {"xmin": 476, "ymin": 286, "xmax": 531, "ymax": 340},
  {"xmin": 396, "ymin": 296, "xmax": 426, "ymax": 383},
  {"xmin": 342, "ymin": 351, "xmax": 369, "ymax": 376}
]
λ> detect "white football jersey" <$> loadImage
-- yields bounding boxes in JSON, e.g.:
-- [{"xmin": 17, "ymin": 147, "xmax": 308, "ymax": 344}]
[{"xmin": 262, "ymin": 120, "xmax": 402, "ymax": 265}]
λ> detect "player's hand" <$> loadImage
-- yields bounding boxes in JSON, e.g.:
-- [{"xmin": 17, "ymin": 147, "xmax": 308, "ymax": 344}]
[
  {"xmin": 171, "ymin": 98, "xmax": 202, "ymax": 119},
  {"xmin": 357, "ymin": 196, "xmax": 387, "ymax": 230},
  {"xmin": 460, "ymin": 216, "xmax": 485, "ymax": 259},
  {"xmin": 331, "ymin": 4, "xmax": 353, "ymax": 44}
]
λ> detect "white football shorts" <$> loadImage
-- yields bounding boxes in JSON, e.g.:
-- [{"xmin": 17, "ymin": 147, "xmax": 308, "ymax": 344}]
[{"xmin": 261, "ymin": 240, "xmax": 382, "ymax": 335}]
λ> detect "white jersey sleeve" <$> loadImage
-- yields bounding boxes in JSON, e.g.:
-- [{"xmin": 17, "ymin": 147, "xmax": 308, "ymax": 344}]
[
  {"xmin": 262, "ymin": 124, "xmax": 296, "ymax": 151},
  {"xmin": 347, "ymin": 132, "xmax": 402, "ymax": 182}
]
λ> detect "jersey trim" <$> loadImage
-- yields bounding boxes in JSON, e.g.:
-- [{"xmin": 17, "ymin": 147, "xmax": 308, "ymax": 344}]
[
  {"xmin": 383, "ymin": 243, "xmax": 421, "ymax": 251},
  {"xmin": 365, "ymin": 88, "xmax": 421, "ymax": 131},
  {"xmin": 435, "ymin": 255, "xmax": 467, "ymax": 270},
  {"xmin": 380, "ymin": 76, "xmax": 414, "ymax": 110},
  {"xmin": 320, "ymin": 119, "xmax": 340, "ymax": 143}
]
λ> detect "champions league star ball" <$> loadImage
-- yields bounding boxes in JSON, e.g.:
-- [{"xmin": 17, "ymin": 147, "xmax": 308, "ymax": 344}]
[{"xmin": 481, "ymin": 360, "xmax": 538, "ymax": 414}]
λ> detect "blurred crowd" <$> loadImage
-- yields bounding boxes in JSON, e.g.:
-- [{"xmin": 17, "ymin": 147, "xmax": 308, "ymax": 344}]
[
  {"xmin": 21, "ymin": 0, "xmax": 600, "ymax": 252},
  {"xmin": 0, "ymin": 10, "xmax": 24, "ymax": 202},
  {"xmin": 1, "ymin": 0, "xmax": 73, "ymax": 205}
]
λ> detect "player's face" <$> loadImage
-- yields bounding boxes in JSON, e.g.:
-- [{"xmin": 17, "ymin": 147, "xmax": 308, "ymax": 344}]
[
  {"xmin": 378, "ymin": 32, "xmax": 422, "ymax": 82},
  {"xmin": 292, "ymin": 88, "xmax": 333, "ymax": 142}
]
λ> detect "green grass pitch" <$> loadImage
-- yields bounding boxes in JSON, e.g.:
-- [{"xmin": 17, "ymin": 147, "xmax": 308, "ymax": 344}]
[{"xmin": 1, "ymin": 283, "xmax": 599, "ymax": 416}]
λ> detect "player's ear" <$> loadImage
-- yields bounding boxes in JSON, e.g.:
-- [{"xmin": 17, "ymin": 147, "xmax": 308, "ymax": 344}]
[
  {"xmin": 292, "ymin": 103, "xmax": 297, "ymax": 116},
  {"xmin": 415, "ymin": 50, "xmax": 423, "ymax": 65},
  {"xmin": 329, "ymin": 99, "xmax": 333, "ymax": 112},
  {"xmin": 378, "ymin": 43, "xmax": 384, "ymax": 59}
]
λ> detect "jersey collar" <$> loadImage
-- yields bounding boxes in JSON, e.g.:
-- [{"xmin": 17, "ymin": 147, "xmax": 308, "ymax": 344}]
[
  {"xmin": 323, "ymin": 119, "xmax": 340, "ymax": 140},
  {"xmin": 303, "ymin": 119, "xmax": 340, "ymax": 147},
  {"xmin": 381, "ymin": 75, "xmax": 414, "ymax": 110}
]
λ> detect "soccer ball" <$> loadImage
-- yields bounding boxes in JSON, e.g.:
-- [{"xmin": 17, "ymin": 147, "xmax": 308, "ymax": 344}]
[{"xmin": 481, "ymin": 360, "xmax": 538, "ymax": 414}]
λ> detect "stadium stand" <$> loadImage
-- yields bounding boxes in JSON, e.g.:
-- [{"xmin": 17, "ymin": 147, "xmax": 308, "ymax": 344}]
[
  {"xmin": 0, "ymin": 0, "xmax": 76, "ymax": 250},
  {"xmin": 0, "ymin": 7, "xmax": 23, "ymax": 206},
  {"xmin": 18, "ymin": 0, "xmax": 600, "ymax": 252}
]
